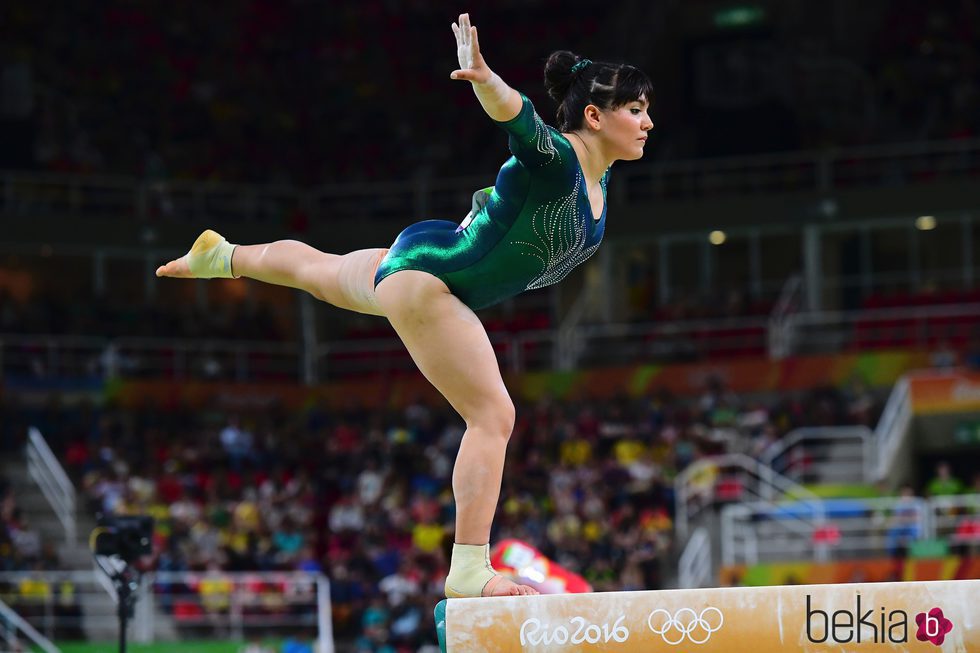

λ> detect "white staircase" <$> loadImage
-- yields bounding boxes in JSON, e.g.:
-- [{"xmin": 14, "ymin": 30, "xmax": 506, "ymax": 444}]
[{"xmin": 2, "ymin": 431, "xmax": 178, "ymax": 643}]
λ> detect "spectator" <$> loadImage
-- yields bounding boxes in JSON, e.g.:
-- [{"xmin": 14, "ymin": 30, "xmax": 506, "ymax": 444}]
[
  {"xmin": 884, "ymin": 485, "xmax": 922, "ymax": 557},
  {"xmin": 926, "ymin": 461, "xmax": 965, "ymax": 497},
  {"xmin": 378, "ymin": 559, "xmax": 421, "ymax": 609},
  {"xmin": 219, "ymin": 416, "xmax": 255, "ymax": 471}
]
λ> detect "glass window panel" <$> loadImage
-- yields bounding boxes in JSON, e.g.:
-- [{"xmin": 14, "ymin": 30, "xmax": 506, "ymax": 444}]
[
  {"xmin": 972, "ymin": 217, "xmax": 980, "ymax": 282},
  {"xmin": 758, "ymin": 231, "xmax": 803, "ymax": 297},
  {"xmin": 712, "ymin": 235, "xmax": 753, "ymax": 313},
  {"xmin": 865, "ymin": 225, "xmax": 913, "ymax": 299},
  {"xmin": 667, "ymin": 240, "xmax": 701, "ymax": 300},
  {"xmin": 917, "ymin": 219, "xmax": 964, "ymax": 292},
  {"xmin": 714, "ymin": 235, "xmax": 750, "ymax": 288},
  {"xmin": 820, "ymin": 227, "xmax": 863, "ymax": 310}
]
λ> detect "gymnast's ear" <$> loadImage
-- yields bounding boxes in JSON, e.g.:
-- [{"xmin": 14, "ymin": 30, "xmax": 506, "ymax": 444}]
[{"xmin": 583, "ymin": 103, "xmax": 602, "ymax": 131}]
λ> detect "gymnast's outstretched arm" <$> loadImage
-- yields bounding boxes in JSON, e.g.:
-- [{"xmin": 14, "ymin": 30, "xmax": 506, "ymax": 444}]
[{"xmin": 449, "ymin": 13, "xmax": 523, "ymax": 123}]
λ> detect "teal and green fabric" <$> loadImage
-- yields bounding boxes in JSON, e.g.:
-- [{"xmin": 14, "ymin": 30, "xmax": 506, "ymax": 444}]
[
  {"xmin": 435, "ymin": 599, "xmax": 448, "ymax": 652},
  {"xmin": 375, "ymin": 94, "xmax": 609, "ymax": 310}
]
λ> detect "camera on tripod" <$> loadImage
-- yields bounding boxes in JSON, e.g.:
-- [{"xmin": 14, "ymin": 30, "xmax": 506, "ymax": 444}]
[{"xmin": 91, "ymin": 515, "xmax": 154, "ymax": 562}]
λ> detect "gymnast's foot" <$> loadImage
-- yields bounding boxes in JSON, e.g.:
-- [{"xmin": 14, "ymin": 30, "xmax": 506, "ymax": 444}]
[
  {"xmin": 156, "ymin": 229, "xmax": 238, "ymax": 279},
  {"xmin": 444, "ymin": 543, "xmax": 539, "ymax": 598},
  {"xmin": 482, "ymin": 574, "xmax": 539, "ymax": 597},
  {"xmin": 445, "ymin": 572, "xmax": 538, "ymax": 598}
]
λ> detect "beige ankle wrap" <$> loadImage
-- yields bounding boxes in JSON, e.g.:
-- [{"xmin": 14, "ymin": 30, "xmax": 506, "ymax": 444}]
[
  {"xmin": 444, "ymin": 543, "xmax": 498, "ymax": 598},
  {"xmin": 186, "ymin": 229, "xmax": 239, "ymax": 279}
]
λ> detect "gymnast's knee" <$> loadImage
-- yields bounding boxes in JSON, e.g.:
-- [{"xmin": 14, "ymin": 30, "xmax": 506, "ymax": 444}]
[{"xmin": 466, "ymin": 397, "xmax": 516, "ymax": 442}]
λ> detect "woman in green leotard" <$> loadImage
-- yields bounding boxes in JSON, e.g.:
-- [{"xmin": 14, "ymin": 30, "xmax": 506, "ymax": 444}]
[{"xmin": 157, "ymin": 12, "xmax": 653, "ymax": 598}]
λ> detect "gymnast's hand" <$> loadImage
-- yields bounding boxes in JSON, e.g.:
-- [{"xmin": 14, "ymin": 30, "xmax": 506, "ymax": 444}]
[{"xmin": 450, "ymin": 13, "xmax": 491, "ymax": 84}]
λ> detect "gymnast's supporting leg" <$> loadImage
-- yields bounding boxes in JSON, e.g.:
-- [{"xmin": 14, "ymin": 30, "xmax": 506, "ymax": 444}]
[
  {"xmin": 155, "ymin": 229, "xmax": 388, "ymax": 316},
  {"xmin": 375, "ymin": 270, "xmax": 537, "ymax": 597}
]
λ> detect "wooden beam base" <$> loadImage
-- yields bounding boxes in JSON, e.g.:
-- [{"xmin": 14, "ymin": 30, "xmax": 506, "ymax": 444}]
[{"xmin": 435, "ymin": 579, "xmax": 978, "ymax": 651}]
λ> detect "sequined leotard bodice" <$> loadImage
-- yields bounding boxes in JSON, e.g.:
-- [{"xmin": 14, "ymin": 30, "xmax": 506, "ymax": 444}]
[{"xmin": 374, "ymin": 94, "xmax": 608, "ymax": 311}]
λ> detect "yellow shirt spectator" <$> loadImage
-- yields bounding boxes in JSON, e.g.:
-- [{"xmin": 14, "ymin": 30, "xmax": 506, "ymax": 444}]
[
  {"xmin": 582, "ymin": 520, "xmax": 605, "ymax": 542},
  {"xmin": 147, "ymin": 502, "xmax": 172, "ymax": 537},
  {"xmin": 233, "ymin": 500, "xmax": 261, "ymax": 532},
  {"xmin": 613, "ymin": 439, "xmax": 645, "ymax": 466},
  {"xmin": 412, "ymin": 522, "xmax": 444, "ymax": 553},
  {"xmin": 560, "ymin": 439, "xmax": 592, "ymax": 466},
  {"xmin": 19, "ymin": 577, "xmax": 51, "ymax": 603},
  {"xmin": 199, "ymin": 573, "xmax": 233, "ymax": 612},
  {"xmin": 219, "ymin": 527, "xmax": 250, "ymax": 555}
]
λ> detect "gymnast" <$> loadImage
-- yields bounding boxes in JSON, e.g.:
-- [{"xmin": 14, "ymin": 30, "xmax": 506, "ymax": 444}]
[{"xmin": 157, "ymin": 12, "xmax": 653, "ymax": 598}]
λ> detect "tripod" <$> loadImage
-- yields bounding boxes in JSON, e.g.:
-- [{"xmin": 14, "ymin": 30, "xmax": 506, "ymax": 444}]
[{"xmin": 95, "ymin": 556, "xmax": 142, "ymax": 653}]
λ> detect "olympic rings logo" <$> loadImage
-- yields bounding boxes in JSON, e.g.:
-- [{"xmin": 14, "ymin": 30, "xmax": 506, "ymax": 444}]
[{"xmin": 647, "ymin": 607, "xmax": 724, "ymax": 645}]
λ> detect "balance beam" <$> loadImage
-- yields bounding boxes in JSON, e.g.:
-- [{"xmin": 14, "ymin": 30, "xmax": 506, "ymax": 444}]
[{"xmin": 435, "ymin": 579, "xmax": 978, "ymax": 651}]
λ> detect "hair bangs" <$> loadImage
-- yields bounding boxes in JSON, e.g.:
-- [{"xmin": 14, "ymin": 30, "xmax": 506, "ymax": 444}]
[{"xmin": 611, "ymin": 65, "xmax": 653, "ymax": 107}]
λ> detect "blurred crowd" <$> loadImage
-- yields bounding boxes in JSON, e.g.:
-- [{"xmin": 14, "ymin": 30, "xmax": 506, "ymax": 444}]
[
  {"xmin": 866, "ymin": 0, "xmax": 979, "ymax": 147},
  {"xmin": 1, "ymin": 1, "xmax": 977, "ymax": 185},
  {"xmin": 0, "ymin": 289, "xmax": 286, "ymax": 342},
  {"xmin": 1, "ymin": 375, "xmax": 888, "ymax": 650},
  {"xmin": 0, "ymin": 0, "xmax": 598, "ymax": 185}
]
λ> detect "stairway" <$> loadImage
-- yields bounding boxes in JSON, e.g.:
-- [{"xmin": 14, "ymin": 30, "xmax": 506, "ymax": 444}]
[
  {"xmin": 1, "ymin": 454, "xmax": 177, "ymax": 642},
  {"xmin": 760, "ymin": 426, "xmax": 873, "ymax": 490},
  {"xmin": 0, "ymin": 460, "xmax": 95, "ymax": 569}
]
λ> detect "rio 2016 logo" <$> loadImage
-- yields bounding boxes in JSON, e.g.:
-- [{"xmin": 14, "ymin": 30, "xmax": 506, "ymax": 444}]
[
  {"xmin": 647, "ymin": 607, "xmax": 725, "ymax": 645},
  {"xmin": 518, "ymin": 607, "xmax": 724, "ymax": 648},
  {"xmin": 519, "ymin": 616, "xmax": 629, "ymax": 646}
]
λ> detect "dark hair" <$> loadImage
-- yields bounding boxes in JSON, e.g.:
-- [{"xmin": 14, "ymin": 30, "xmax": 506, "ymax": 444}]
[{"xmin": 543, "ymin": 50, "xmax": 653, "ymax": 131}]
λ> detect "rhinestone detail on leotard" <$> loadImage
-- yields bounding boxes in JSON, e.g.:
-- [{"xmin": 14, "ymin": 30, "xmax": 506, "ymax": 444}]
[{"xmin": 513, "ymin": 172, "xmax": 600, "ymax": 290}]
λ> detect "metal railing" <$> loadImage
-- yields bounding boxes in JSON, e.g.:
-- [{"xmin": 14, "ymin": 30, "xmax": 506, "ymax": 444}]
[
  {"xmin": 720, "ymin": 493, "xmax": 980, "ymax": 567},
  {"xmin": 150, "ymin": 571, "xmax": 332, "ymax": 650},
  {"xmin": 26, "ymin": 427, "xmax": 76, "ymax": 544},
  {"xmin": 0, "ymin": 570, "xmax": 120, "ymax": 643},
  {"xmin": 874, "ymin": 375, "xmax": 913, "ymax": 483},
  {"xmin": 0, "ymin": 597, "xmax": 60, "ymax": 653},
  {"xmin": 624, "ymin": 136, "xmax": 979, "ymax": 202},
  {"xmin": 0, "ymin": 334, "xmax": 301, "ymax": 383},
  {"xmin": 574, "ymin": 316, "xmax": 768, "ymax": 368},
  {"xmin": 0, "ymin": 570, "xmax": 333, "ymax": 652},
  {"xmin": 4, "ymin": 138, "xmax": 979, "ymax": 223},
  {"xmin": 674, "ymin": 453, "xmax": 820, "ymax": 539},
  {"xmin": 317, "ymin": 316, "xmax": 768, "ymax": 377},
  {"xmin": 759, "ymin": 426, "xmax": 874, "ymax": 488},
  {"xmin": 1, "ymin": 171, "xmax": 137, "ymax": 220},
  {"xmin": 721, "ymin": 495, "xmax": 934, "ymax": 566},
  {"xmin": 767, "ymin": 275, "xmax": 803, "ymax": 359},
  {"xmin": 0, "ymin": 315, "xmax": 765, "ymax": 382},
  {"xmin": 0, "ymin": 302, "xmax": 972, "ymax": 382},
  {"xmin": 929, "ymin": 493, "xmax": 980, "ymax": 548},
  {"xmin": 677, "ymin": 527, "xmax": 711, "ymax": 590},
  {"xmin": 777, "ymin": 303, "xmax": 980, "ymax": 357}
]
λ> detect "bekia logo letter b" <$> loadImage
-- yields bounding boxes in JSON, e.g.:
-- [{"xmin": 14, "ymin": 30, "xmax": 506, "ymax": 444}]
[{"xmin": 915, "ymin": 607, "xmax": 953, "ymax": 647}]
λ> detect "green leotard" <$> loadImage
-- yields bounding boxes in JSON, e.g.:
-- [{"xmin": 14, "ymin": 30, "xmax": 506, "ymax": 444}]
[{"xmin": 374, "ymin": 94, "xmax": 609, "ymax": 310}]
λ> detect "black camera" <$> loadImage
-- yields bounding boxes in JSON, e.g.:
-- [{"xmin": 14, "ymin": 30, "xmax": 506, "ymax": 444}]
[{"xmin": 92, "ymin": 515, "xmax": 154, "ymax": 562}]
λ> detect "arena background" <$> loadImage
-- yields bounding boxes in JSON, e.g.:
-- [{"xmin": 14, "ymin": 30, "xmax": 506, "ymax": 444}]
[{"xmin": 1, "ymin": 0, "xmax": 979, "ymax": 651}]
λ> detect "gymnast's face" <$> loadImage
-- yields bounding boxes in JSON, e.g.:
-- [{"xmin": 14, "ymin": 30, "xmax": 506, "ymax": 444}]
[{"xmin": 597, "ymin": 96, "xmax": 654, "ymax": 161}]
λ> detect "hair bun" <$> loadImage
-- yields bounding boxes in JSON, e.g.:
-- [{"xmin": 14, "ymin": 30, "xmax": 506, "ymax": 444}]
[{"xmin": 544, "ymin": 50, "xmax": 582, "ymax": 103}]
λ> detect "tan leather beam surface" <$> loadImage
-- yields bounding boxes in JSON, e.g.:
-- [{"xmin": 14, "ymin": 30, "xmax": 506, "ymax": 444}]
[{"xmin": 443, "ymin": 579, "xmax": 978, "ymax": 651}]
